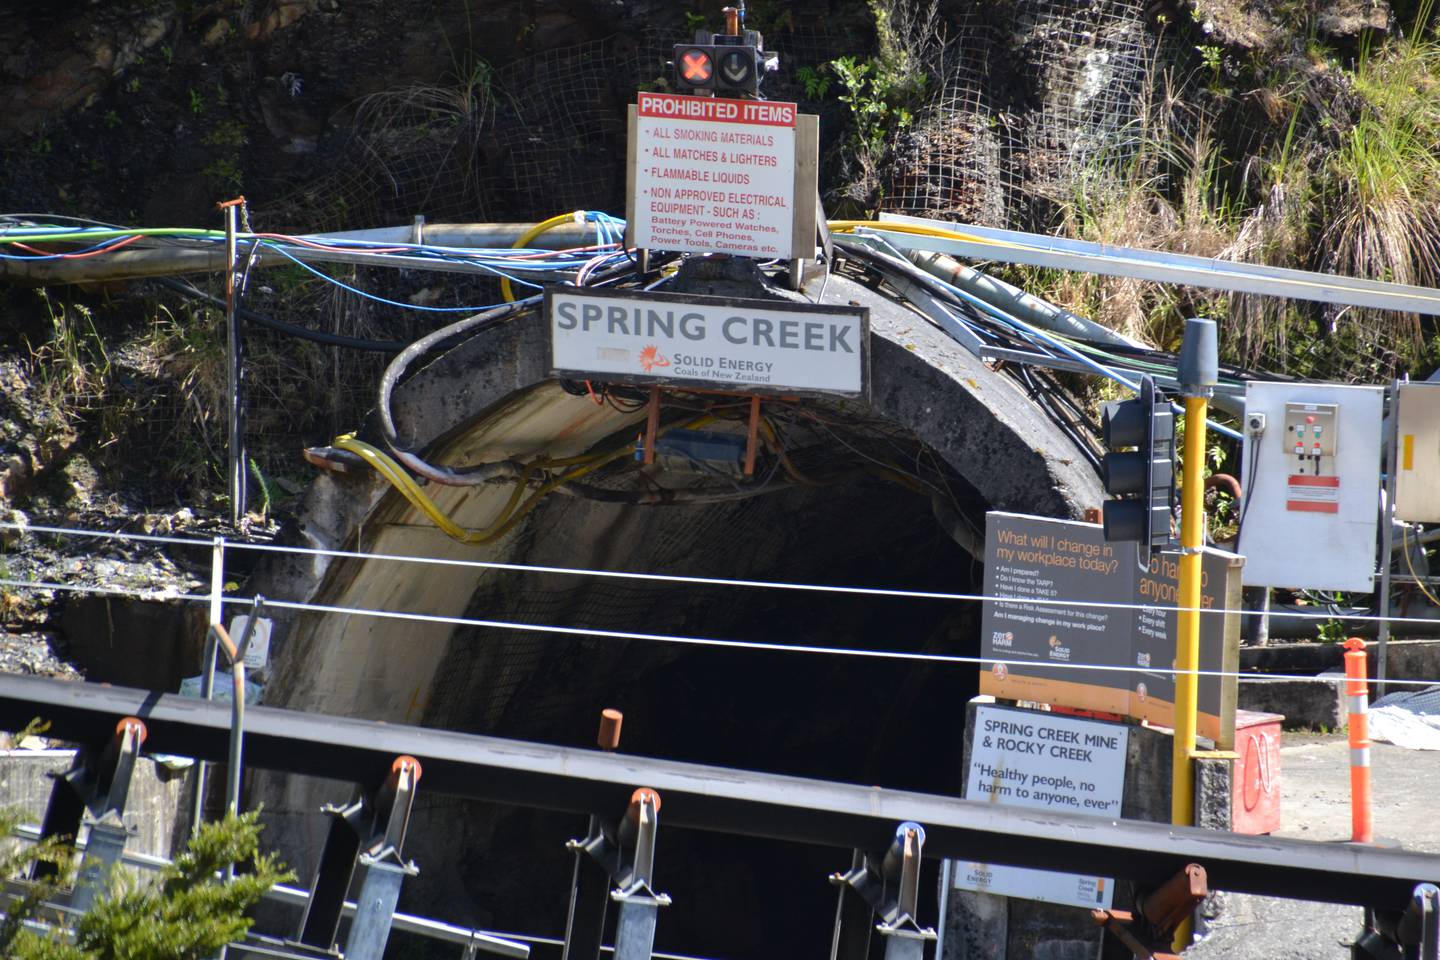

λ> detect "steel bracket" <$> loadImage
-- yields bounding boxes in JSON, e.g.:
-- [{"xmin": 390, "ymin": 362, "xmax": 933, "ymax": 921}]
[
  {"xmin": 830, "ymin": 824, "xmax": 936, "ymax": 960},
  {"xmin": 609, "ymin": 789, "xmax": 669, "ymax": 960},
  {"xmin": 30, "ymin": 716, "xmax": 146, "ymax": 883},
  {"xmin": 294, "ymin": 756, "xmax": 422, "ymax": 954}
]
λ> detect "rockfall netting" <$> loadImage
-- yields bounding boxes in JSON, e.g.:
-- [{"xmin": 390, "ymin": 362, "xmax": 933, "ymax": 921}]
[{"xmin": 882, "ymin": 0, "xmax": 1153, "ymax": 229}]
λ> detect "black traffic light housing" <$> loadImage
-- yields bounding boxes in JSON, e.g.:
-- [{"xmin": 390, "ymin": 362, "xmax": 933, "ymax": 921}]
[
  {"xmin": 1100, "ymin": 375, "xmax": 1175, "ymax": 549},
  {"xmin": 672, "ymin": 17, "xmax": 775, "ymax": 95}
]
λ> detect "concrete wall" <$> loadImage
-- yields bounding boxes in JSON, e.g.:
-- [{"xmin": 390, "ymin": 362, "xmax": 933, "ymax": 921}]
[{"xmin": 0, "ymin": 750, "xmax": 193, "ymax": 860}]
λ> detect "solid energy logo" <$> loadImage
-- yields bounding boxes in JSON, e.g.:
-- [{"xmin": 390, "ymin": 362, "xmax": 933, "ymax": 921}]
[{"xmin": 639, "ymin": 345, "xmax": 670, "ymax": 372}]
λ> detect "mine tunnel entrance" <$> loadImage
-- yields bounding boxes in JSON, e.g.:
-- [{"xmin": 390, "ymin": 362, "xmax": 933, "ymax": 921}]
[
  {"xmin": 257, "ymin": 276, "xmax": 1100, "ymax": 957},
  {"xmin": 404, "ymin": 391, "xmax": 981, "ymax": 958}
]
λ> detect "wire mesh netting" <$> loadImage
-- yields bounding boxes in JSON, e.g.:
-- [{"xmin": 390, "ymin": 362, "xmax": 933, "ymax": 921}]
[{"xmin": 882, "ymin": 0, "xmax": 1153, "ymax": 229}]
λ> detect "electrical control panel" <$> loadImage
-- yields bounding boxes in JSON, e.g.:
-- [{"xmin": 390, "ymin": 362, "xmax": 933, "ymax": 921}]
[
  {"xmin": 1395, "ymin": 382, "xmax": 1440, "ymax": 522},
  {"xmin": 1238, "ymin": 382, "xmax": 1383, "ymax": 592},
  {"xmin": 1283, "ymin": 402, "xmax": 1338, "ymax": 467}
]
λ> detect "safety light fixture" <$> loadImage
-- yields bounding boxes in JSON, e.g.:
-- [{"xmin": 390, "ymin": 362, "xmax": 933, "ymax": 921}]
[
  {"xmin": 1100, "ymin": 374, "xmax": 1174, "ymax": 548},
  {"xmin": 673, "ymin": 43, "xmax": 765, "ymax": 94}
]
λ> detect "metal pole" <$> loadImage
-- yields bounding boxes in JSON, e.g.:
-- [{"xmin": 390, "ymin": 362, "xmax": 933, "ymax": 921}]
[
  {"xmin": 1377, "ymin": 382, "xmax": 1399, "ymax": 699},
  {"xmin": 1172, "ymin": 395, "xmax": 1207, "ymax": 829},
  {"xmin": 191, "ymin": 536, "xmax": 226, "ymax": 838},
  {"xmin": 1172, "ymin": 318, "xmax": 1218, "ymax": 952},
  {"xmin": 222, "ymin": 200, "xmax": 246, "ymax": 526}
]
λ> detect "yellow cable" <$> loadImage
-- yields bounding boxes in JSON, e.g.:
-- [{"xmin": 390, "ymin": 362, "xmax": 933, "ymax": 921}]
[
  {"xmin": 334, "ymin": 413, "xmax": 718, "ymax": 547},
  {"xmin": 825, "ymin": 220, "xmax": 1023, "ymax": 250},
  {"xmin": 500, "ymin": 211, "xmax": 585, "ymax": 303},
  {"xmin": 334, "ymin": 436, "xmax": 532, "ymax": 544},
  {"xmin": 1402, "ymin": 524, "xmax": 1440, "ymax": 607}
]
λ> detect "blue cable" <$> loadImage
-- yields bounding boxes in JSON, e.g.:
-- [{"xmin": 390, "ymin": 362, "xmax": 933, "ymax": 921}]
[
  {"xmin": 911, "ymin": 256, "xmax": 1244, "ymax": 441},
  {"xmin": 264, "ymin": 243, "xmax": 525, "ymax": 312}
]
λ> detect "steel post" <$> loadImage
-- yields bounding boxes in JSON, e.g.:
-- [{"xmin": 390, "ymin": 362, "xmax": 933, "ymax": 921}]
[
  {"xmin": 563, "ymin": 817, "xmax": 616, "ymax": 960},
  {"xmin": 830, "ymin": 850, "xmax": 876, "ymax": 960},
  {"xmin": 565, "ymin": 709, "xmax": 625, "ymax": 960},
  {"xmin": 70, "ymin": 813, "xmax": 130, "ymax": 912},
  {"xmin": 1173, "ymin": 317, "xmax": 1219, "ymax": 952},
  {"xmin": 1417, "ymin": 883, "xmax": 1439, "ymax": 960},
  {"xmin": 296, "ymin": 799, "xmax": 366, "ymax": 948},
  {"xmin": 342, "ymin": 856, "xmax": 416, "ymax": 960},
  {"xmin": 192, "ymin": 537, "xmax": 226, "ymax": 838},
  {"xmin": 876, "ymin": 825, "xmax": 936, "ymax": 960},
  {"xmin": 31, "ymin": 717, "xmax": 145, "ymax": 883},
  {"xmin": 611, "ymin": 790, "xmax": 669, "ymax": 960},
  {"xmin": 222, "ymin": 200, "xmax": 246, "ymax": 526},
  {"xmin": 1378, "ymin": 383, "xmax": 1399, "ymax": 699}
]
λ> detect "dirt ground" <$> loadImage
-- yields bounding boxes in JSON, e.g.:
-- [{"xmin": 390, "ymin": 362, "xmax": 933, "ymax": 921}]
[{"xmin": 1189, "ymin": 734, "xmax": 1440, "ymax": 959}]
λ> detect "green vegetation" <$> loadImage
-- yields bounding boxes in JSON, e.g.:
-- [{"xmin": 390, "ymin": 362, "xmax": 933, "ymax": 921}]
[
  {"xmin": 828, "ymin": 0, "xmax": 941, "ymax": 210},
  {"xmin": 24, "ymin": 290, "xmax": 112, "ymax": 419},
  {"xmin": 0, "ymin": 809, "xmax": 290, "ymax": 959}
]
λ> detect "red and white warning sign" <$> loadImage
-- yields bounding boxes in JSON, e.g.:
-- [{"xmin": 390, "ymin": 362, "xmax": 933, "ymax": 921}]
[
  {"xmin": 628, "ymin": 91, "xmax": 807, "ymax": 260},
  {"xmin": 1286, "ymin": 474, "xmax": 1340, "ymax": 513}
]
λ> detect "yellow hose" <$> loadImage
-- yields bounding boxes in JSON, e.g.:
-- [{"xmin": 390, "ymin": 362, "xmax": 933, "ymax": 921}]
[
  {"xmin": 500, "ymin": 211, "xmax": 585, "ymax": 303},
  {"xmin": 335, "ymin": 413, "xmax": 717, "ymax": 547}
]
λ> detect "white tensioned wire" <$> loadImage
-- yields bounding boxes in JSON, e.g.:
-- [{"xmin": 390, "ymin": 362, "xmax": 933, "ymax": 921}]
[
  {"xmin": 3, "ymin": 521, "xmax": 1435, "ymax": 628},
  {"xmin": 3, "ymin": 574, "xmax": 1434, "ymax": 687},
  {"xmin": 5, "ymin": 572, "xmax": 1440, "ymax": 690}
]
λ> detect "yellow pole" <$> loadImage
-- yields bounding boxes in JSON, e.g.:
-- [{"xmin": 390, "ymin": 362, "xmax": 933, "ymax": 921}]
[{"xmin": 1172, "ymin": 394, "xmax": 1208, "ymax": 951}]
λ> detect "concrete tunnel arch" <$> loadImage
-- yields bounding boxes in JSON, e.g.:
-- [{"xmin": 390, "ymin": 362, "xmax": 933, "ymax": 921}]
[{"xmin": 247, "ymin": 270, "xmax": 1103, "ymax": 954}]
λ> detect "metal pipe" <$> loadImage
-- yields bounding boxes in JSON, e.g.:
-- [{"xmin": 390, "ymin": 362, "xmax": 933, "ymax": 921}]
[
  {"xmin": 191, "ymin": 537, "xmax": 226, "ymax": 838},
  {"xmin": 1378, "ymin": 386, "xmax": 1399, "ymax": 697},
  {"xmin": 1, "ymin": 672, "xmax": 1437, "ymax": 909},
  {"xmin": 910, "ymin": 250, "xmax": 1140, "ymax": 348},
  {"xmin": 878, "ymin": 214, "xmax": 1440, "ymax": 318},
  {"xmin": 0, "ymin": 223, "xmax": 599, "ymax": 285},
  {"xmin": 222, "ymin": 201, "xmax": 246, "ymax": 526}
]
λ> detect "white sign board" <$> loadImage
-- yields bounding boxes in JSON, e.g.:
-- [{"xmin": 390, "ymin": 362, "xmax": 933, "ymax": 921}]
[
  {"xmin": 547, "ymin": 288, "xmax": 868, "ymax": 397},
  {"xmin": 953, "ymin": 704, "xmax": 1129, "ymax": 910},
  {"xmin": 228, "ymin": 614, "xmax": 272, "ymax": 671},
  {"xmin": 629, "ymin": 91, "xmax": 807, "ymax": 260}
]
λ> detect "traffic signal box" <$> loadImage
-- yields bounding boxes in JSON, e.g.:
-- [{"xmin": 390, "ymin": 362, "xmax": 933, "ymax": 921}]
[
  {"xmin": 1101, "ymin": 375, "xmax": 1175, "ymax": 547},
  {"xmin": 673, "ymin": 18, "xmax": 773, "ymax": 95}
]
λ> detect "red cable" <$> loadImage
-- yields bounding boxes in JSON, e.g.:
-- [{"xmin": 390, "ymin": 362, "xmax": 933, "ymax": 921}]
[{"xmin": 12, "ymin": 234, "xmax": 146, "ymax": 259}]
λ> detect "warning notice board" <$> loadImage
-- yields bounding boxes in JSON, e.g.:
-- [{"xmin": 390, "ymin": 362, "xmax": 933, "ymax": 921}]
[
  {"xmin": 626, "ymin": 92, "xmax": 817, "ymax": 261},
  {"xmin": 979, "ymin": 512, "xmax": 1243, "ymax": 745}
]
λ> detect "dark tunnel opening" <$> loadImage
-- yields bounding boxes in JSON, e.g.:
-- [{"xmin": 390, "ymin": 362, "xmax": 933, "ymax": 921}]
[{"xmin": 394, "ymin": 433, "xmax": 986, "ymax": 958}]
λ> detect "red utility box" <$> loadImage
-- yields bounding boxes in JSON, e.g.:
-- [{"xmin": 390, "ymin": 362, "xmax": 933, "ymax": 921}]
[{"xmin": 1231, "ymin": 710, "xmax": 1283, "ymax": 835}]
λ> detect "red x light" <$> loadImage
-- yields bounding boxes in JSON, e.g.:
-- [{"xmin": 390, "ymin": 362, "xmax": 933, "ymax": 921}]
[{"xmin": 679, "ymin": 47, "xmax": 713, "ymax": 84}]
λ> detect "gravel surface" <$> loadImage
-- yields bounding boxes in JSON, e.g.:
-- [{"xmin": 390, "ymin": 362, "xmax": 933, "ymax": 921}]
[{"xmin": 1189, "ymin": 735, "xmax": 1439, "ymax": 959}]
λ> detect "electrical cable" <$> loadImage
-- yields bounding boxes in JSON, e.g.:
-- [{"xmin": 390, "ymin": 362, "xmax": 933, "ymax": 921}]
[
  {"xmin": 1403, "ymin": 524, "xmax": 1440, "ymax": 607},
  {"xmin": 837, "ymin": 237, "xmax": 1246, "ymax": 441},
  {"xmin": 153, "ymin": 278, "xmax": 408, "ymax": 352},
  {"xmin": 264, "ymin": 243, "xmax": 531, "ymax": 312},
  {"xmin": 374, "ymin": 298, "xmax": 540, "ymax": 485},
  {"xmin": 333, "ymin": 413, "xmax": 718, "ymax": 545},
  {"xmin": 500, "ymin": 212, "xmax": 585, "ymax": 302}
]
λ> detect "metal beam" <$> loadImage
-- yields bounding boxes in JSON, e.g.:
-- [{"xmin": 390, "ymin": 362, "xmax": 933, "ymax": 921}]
[
  {"xmin": 875, "ymin": 214, "xmax": 1440, "ymax": 318},
  {"xmin": 0, "ymin": 673, "xmax": 1435, "ymax": 909}
]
